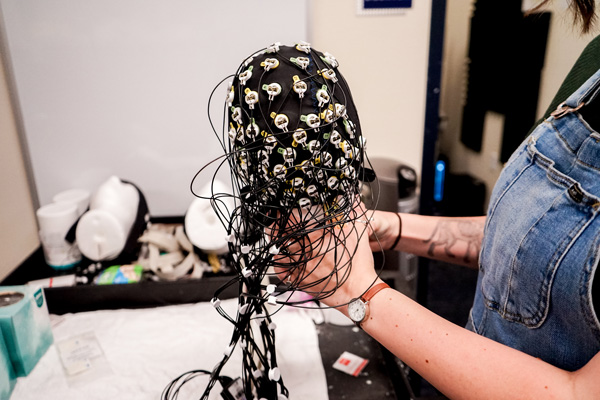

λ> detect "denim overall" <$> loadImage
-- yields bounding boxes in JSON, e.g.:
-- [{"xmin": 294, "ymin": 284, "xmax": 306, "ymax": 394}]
[{"xmin": 468, "ymin": 68, "xmax": 600, "ymax": 371}]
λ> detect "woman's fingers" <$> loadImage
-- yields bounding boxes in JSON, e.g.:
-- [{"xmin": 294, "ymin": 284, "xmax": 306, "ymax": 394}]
[{"xmin": 268, "ymin": 201, "xmax": 378, "ymax": 306}]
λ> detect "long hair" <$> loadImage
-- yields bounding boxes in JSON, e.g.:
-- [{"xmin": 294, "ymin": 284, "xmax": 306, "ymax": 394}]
[{"xmin": 529, "ymin": 0, "xmax": 596, "ymax": 33}]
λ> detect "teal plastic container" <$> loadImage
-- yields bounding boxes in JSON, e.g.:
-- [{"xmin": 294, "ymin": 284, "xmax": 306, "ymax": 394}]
[
  {"xmin": 0, "ymin": 286, "xmax": 54, "ymax": 377},
  {"xmin": 0, "ymin": 328, "xmax": 16, "ymax": 400}
]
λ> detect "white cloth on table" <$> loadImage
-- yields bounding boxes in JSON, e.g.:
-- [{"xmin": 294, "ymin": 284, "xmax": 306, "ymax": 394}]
[{"xmin": 11, "ymin": 298, "xmax": 327, "ymax": 400}]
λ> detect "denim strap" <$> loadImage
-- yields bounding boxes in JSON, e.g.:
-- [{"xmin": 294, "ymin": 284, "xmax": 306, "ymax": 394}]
[{"xmin": 565, "ymin": 68, "xmax": 600, "ymax": 108}]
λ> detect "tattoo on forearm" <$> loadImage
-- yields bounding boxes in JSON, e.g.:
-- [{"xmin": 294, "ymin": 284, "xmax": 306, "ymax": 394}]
[{"xmin": 422, "ymin": 219, "xmax": 484, "ymax": 263}]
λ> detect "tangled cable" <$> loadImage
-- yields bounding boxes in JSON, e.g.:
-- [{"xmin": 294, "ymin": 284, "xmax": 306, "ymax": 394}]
[{"xmin": 163, "ymin": 42, "xmax": 384, "ymax": 400}]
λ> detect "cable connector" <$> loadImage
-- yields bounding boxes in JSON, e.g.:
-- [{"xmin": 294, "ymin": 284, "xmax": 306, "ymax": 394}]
[{"xmin": 219, "ymin": 376, "xmax": 245, "ymax": 400}]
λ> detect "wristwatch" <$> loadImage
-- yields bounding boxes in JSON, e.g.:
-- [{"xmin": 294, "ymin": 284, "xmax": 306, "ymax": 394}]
[{"xmin": 347, "ymin": 282, "xmax": 390, "ymax": 327}]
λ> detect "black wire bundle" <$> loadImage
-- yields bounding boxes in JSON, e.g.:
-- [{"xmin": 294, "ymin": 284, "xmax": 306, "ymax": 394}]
[{"xmin": 164, "ymin": 42, "xmax": 382, "ymax": 400}]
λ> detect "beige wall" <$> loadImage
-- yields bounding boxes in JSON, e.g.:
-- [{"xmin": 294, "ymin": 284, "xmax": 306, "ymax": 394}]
[
  {"xmin": 439, "ymin": 0, "xmax": 595, "ymax": 209},
  {"xmin": 0, "ymin": 48, "xmax": 39, "ymax": 281},
  {"xmin": 309, "ymin": 0, "xmax": 432, "ymax": 175}
]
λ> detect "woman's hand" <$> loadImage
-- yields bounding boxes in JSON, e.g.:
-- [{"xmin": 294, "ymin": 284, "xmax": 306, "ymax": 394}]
[
  {"xmin": 271, "ymin": 205, "xmax": 381, "ymax": 312},
  {"xmin": 367, "ymin": 210, "xmax": 402, "ymax": 252}
]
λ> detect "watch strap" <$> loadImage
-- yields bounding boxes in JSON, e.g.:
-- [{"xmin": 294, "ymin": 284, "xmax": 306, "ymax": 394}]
[
  {"xmin": 360, "ymin": 282, "xmax": 390, "ymax": 303},
  {"xmin": 351, "ymin": 282, "xmax": 390, "ymax": 328}
]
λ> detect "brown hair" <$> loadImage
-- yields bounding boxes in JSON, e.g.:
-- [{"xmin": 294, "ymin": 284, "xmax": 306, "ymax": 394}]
[{"xmin": 530, "ymin": 0, "xmax": 596, "ymax": 33}]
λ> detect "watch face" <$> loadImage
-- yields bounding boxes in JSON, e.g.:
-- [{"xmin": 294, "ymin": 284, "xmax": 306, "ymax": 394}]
[{"xmin": 348, "ymin": 299, "xmax": 366, "ymax": 323}]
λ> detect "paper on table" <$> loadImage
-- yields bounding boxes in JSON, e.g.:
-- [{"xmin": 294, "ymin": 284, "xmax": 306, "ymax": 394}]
[{"xmin": 56, "ymin": 331, "xmax": 111, "ymax": 386}]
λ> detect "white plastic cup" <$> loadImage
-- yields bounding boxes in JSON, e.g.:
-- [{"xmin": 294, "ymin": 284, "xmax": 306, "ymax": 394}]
[
  {"xmin": 53, "ymin": 189, "xmax": 90, "ymax": 217},
  {"xmin": 36, "ymin": 202, "xmax": 82, "ymax": 269}
]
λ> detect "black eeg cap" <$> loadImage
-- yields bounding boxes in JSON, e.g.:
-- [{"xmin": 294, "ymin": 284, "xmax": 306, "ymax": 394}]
[{"xmin": 225, "ymin": 42, "xmax": 374, "ymax": 214}]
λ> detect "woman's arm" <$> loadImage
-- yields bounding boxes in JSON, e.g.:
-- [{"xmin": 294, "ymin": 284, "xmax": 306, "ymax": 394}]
[
  {"xmin": 368, "ymin": 210, "xmax": 485, "ymax": 269},
  {"xmin": 362, "ymin": 285, "xmax": 600, "ymax": 400},
  {"xmin": 304, "ymin": 223, "xmax": 600, "ymax": 400}
]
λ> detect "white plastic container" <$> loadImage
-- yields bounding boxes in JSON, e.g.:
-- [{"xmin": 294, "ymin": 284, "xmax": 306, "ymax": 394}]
[{"xmin": 76, "ymin": 176, "xmax": 140, "ymax": 261}]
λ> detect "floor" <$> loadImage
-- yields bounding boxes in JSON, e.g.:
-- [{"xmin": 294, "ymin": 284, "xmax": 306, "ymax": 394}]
[{"xmin": 426, "ymin": 260, "xmax": 479, "ymax": 328}]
